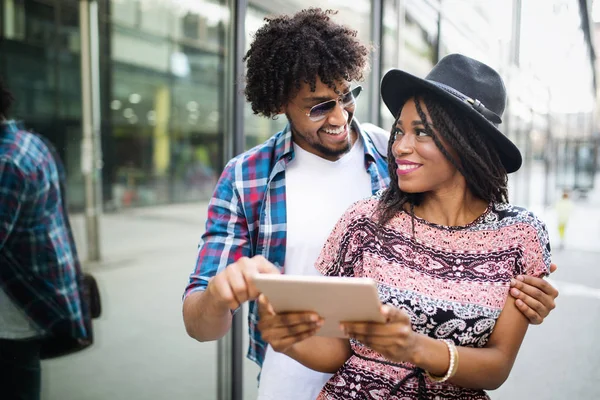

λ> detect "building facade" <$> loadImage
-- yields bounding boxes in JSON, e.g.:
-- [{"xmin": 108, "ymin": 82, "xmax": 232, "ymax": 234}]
[{"xmin": 1, "ymin": 0, "xmax": 596, "ymax": 213}]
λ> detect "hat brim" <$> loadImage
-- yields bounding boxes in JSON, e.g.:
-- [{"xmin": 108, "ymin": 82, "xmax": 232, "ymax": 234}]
[{"xmin": 381, "ymin": 69, "xmax": 522, "ymax": 173}]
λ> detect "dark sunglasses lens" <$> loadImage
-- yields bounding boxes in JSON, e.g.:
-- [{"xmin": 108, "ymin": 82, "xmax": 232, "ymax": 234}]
[
  {"xmin": 309, "ymin": 100, "xmax": 336, "ymax": 121},
  {"xmin": 342, "ymin": 86, "xmax": 362, "ymax": 106}
]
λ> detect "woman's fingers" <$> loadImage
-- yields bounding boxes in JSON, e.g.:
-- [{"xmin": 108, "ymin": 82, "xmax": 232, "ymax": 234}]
[
  {"xmin": 268, "ymin": 329, "xmax": 321, "ymax": 353},
  {"xmin": 260, "ymin": 319, "xmax": 322, "ymax": 342}
]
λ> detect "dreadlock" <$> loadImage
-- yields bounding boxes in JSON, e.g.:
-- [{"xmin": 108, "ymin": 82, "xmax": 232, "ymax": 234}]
[
  {"xmin": 376, "ymin": 92, "xmax": 509, "ymax": 229},
  {"xmin": 243, "ymin": 8, "xmax": 369, "ymax": 118}
]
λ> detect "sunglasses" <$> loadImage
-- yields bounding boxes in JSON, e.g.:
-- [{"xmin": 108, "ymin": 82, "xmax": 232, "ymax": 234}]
[{"xmin": 297, "ymin": 86, "xmax": 363, "ymax": 122}]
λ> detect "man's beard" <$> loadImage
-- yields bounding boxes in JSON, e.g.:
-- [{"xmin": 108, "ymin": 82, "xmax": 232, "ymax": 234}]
[{"xmin": 287, "ymin": 114, "xmax": 355, "ymax": 158}]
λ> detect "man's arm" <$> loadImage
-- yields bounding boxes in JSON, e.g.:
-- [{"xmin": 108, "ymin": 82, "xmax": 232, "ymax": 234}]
[
  {"xmin": 184, "ymin": 256, "xmax": 279, "ymax": 342},
  {"xmin": 183, "ymin": 287, "xmax": 232, "ymax": 342},
  {"xmin": 182, "ymin": 163, "xmax": 279, "ymax": 342},
  {"xmin": 182, "ymin": 162, "xmax": 251, "ymax": 342},
  {"xmin": 509, "ymin": 263, "xmax": 558, "ymax": 324}
]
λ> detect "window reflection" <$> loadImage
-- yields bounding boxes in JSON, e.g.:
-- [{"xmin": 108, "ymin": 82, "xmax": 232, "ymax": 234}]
[
  {"xmin": 380, "ymin": 0, "xmax": 439, "ymax": 129},
  {"xmin": 380, "ymin": 0, "xmax": 400, "ymax": 129},
  {"xmin": 105, "ymin": 0, "xmax": 226, "ymax": 209},
  {"xmin": 403, "ymin": 0, "xmax": 438, "ymax": 77},
  {"xmin": 0, "ymin": 0, "xmax": 84, "ymax": 208}
]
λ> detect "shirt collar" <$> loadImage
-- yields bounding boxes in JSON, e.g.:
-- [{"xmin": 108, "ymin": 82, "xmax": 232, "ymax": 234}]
[
  {"xmin": 0, "ymin": 120, "xmax": 22, "ymax": 135},
  {"xmin": 273, "ymin": 123, "xmax": 294, "ymax": 163},
  {"xmin": 353, "ymin": 119, "xmax": 381, "ymax": 164}
]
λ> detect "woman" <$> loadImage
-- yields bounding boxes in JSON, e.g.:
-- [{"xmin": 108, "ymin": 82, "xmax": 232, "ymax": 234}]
[{"xmin": 257, "ymin": 54, "xmax": 551, "ymax": 399}]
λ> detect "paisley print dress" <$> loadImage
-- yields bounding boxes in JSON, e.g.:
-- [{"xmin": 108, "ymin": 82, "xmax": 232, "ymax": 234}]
[{"xmin": 315, "ymin": 197, "xmax": 551, "ymax": 400}]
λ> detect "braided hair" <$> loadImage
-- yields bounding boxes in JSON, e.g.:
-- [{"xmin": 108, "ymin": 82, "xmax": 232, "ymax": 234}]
[
  {"xmin": 243, "ymin": 8, "xmax": 369, "ymax": 118},
  {"xmin": 376, "ymin": 93, "xmax": 509, "ymax": 228},
  {"xmin": 0, "ymin": 76, "xmax": 14, "ymax": 117}
]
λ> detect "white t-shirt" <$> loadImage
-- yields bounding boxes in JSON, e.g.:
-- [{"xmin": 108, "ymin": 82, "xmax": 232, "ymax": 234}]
[{"xmin": 257, "ymin": 137, "xmax": 372, "ymax": 400}]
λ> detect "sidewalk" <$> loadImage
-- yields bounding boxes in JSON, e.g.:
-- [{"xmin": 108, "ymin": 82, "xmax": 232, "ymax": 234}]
[
  {"xmin": 527, "ymin": 183, "xmax": 600, "ymax": 255},
  {"xmin": 44, "ymin": 201, "xmax": 263, "ymax": 400},
  {"xmin": 528, "ymin": 200, "xmax": 600, "ymax": 254},
  {"xmin": 69, "ymin": 201, "xmax": 209, "ymax": 266}
]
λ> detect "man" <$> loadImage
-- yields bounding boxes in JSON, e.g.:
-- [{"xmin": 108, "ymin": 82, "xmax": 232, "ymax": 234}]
[
  {"xmin": 0, "ymin": 77, "xmax": 89, "ymax": 400},
  {"xmin": 182, "ymin": 8, "xmax": 558, "ymax": 399}
]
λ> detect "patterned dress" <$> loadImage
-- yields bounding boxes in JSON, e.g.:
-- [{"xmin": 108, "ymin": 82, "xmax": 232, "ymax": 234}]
[{"xmin": 315, "ymin": 197, "xmax": 551, "ymax": 400}]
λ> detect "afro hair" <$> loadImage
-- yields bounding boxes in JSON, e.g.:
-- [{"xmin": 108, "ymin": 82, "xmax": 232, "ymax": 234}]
[{"xmin": 243, "ymin": 8, "xmax": 370, "ymax": 118}]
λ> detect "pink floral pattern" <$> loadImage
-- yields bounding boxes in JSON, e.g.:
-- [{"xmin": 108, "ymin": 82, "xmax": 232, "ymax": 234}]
[{"xmin": 315, "ymin": 197, "xmax": 551, "ymax": 399}]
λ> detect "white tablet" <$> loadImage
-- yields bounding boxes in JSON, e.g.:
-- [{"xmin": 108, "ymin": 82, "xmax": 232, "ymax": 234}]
[{"xmin": 252, "ymin": 274, "xmax": 385, "ymax": 338}]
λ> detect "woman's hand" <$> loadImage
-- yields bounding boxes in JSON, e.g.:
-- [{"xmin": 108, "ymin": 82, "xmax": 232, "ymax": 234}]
[
  {"xmin": 341, "ymin": 305, "xmax": 418, "ymax": 363},
  {"xmin": 256, "ymin": 294, "xmax": 323, "ymax": 354}
]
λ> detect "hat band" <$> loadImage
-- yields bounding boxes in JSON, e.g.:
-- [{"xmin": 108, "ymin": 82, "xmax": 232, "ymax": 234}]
[{"xmin": 429, "ymin": 81, "xmax": 502, "ymax": 125}]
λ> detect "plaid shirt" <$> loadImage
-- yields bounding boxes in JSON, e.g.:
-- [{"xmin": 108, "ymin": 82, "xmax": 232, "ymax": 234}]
[
  {"xmin": 184, "ymin": 120, "xmax": 390, "ymax": 367},
  {"xmin": 0, "ymin": 121, "xmax": 86, "ymax": 341}
]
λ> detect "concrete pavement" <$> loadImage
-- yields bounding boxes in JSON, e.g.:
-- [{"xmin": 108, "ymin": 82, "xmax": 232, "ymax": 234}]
[
  {"xmin": 40, "ymin": 177, "xmax": 600, "ymax": 400},
  {"xmin": 490, "ymin": 247, "xmax": 600, "ymax": 400}
]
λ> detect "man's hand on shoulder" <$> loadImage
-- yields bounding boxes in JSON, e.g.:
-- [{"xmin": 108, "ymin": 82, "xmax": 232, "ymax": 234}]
[{"xmin": 510, "ymin": 263, "xmax": 559, "ymax": 325}]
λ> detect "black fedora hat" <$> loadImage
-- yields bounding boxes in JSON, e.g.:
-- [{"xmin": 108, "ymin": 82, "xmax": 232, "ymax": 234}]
[{"xmin": 381, "ymin": 53, "xmax": 522, "ymax": 173}]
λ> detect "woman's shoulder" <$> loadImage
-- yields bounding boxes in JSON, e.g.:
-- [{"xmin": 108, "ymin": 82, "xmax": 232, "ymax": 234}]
[
  {"xmin": 488, "ymin": 203, "xmax": 551, "ymax": 276},
  {"xmin": 483, "ymin": 203, "xmax": 549, "ymax": 249},
  {"xmin": 341, "ymin": 196, "xmax": 380, "ymax": 224},
  {"xmin": 488, "ymin": 203, "xmax": 546, "ymax": 228}
]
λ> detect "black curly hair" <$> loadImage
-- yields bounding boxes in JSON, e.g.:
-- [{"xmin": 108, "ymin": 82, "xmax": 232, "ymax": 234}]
[
  {"xmin": 0, "ymin": 76, "xmax": 14, "ymax": 117},
  {"xmin": 243, "ymin": 8, "xmax": 370, "ymax": 118},
  {"xmin": 376, "ymin": 92, "xmax": 509, "ymax": 229}
]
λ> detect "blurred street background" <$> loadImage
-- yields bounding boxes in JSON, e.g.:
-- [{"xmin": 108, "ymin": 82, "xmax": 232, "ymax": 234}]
[{"xmin": 1, "ymin": 0, "xmax": 599, "ymax": 399}]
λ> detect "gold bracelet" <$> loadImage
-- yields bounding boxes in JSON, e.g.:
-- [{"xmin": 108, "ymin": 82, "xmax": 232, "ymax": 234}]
[{"xmin": 425, "ymin": 339, "xmax": 459, "ymax": 383}]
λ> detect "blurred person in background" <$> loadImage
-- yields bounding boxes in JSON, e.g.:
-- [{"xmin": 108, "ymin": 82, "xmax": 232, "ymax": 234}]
[
  {"xmin": 555, "ymin": 189, "xmax": 574, "ymax": 249},
  {"xmin": 182, "ymin": 9, "xmax": 559, "ymax": 400},
  {"xmin": 0, "ymin": 76, "xmax": 90, "ymax": 400}
]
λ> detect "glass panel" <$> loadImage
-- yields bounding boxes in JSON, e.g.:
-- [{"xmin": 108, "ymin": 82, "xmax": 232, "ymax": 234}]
[
  {"xmin": 379, "ymin": 0, "xmax": 439, "ymax": 128},
  {"xmin": 0, "ymin": 0, "xmax": 85, "ymax": 210},
  {"xmin": 556, "ymin": 139, "xmax": 577, "ymax": 190},
  {"xmin": 402, "ymin": 0, "xmax": 438, "ymax": 77},
  {"xmin": 0, "ymin": 0, "xmax": 226, "ymax": 398},
  {"xmin": 23, "ymin": 2, "xmax": 227, "ymax": 400},
  {"xmin": 574, "ymin": 141, "xmax": 596, "ymax": 191},
  {"xmin": 556, "ymin": 138, "xmax": 597, "ymax": 192},
  {"xmin": 439, "ymin": 0, "xmax": 508, "ymax": 68},
  {"xmin": 380, "ymin": 0, "xmax": 400, "ymax": 130},
  {"xmin": 105, "ymin": 0, "xmax": 226, "ymax": 209}
]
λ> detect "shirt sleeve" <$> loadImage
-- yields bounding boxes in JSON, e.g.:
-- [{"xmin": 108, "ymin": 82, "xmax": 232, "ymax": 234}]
[
  {"xmin": 315, "ymin": 200, "xmax": 370, "ymax": 278},
  {"xmin": 0, "ymin": 158, "xmax": 27, "ymax": 251},
  {"xmin": 519, "ymin": 211, "xmax": 552, "ymax": 279},
  {"xmin": 183, "ymin": 159, "xmax": 252, "ymax": 299}
]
